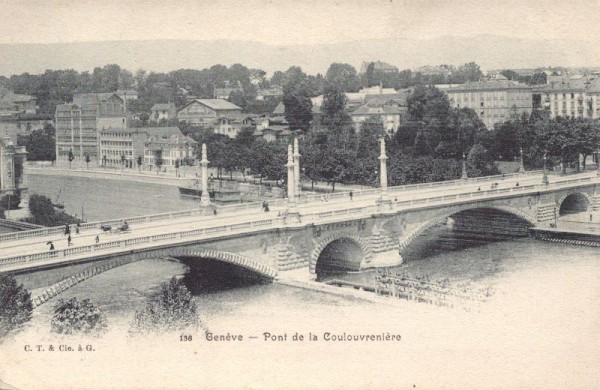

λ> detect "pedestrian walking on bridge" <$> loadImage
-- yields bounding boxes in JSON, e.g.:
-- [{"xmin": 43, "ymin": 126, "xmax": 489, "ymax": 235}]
[{"xmin": 67, "ymin": 234, "xmax": 72, "ymax": 246}]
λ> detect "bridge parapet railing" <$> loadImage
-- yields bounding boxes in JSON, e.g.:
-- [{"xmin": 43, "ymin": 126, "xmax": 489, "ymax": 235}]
[
  {"xmin": 2, "ymin": 173, "xmax": 597, "ymax": 268},
  {"xmin": 0, "ymin": 207, "xmax": 211, "ymax": 243}
]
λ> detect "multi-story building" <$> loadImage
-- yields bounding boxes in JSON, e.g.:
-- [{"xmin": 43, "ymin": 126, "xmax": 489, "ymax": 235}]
[
  {"xmin": 256, "ymin": 86, "xmax": 284, "ymax": 101},
  {"xmin": 99, "ymin": 126, "xmax": 197, "ymax": 170},
  {"xmin": 359, "ymin": 61, "xmax": 399, "ymax": 74},
  {"xmin": 55, "ymin": 93, "xmax": 127, "ymax": 163},
  {"xmin": 177, "ymin": 99, "xmax": 243, "ymax": 127},
  {"xmin": 150, "ymin": 103, "xmax": 177, "ymax": 123},
  {"xmin": 116, "ymin": 89, "xmax": 138, "ymax": 101},
  {"xmin": 446, "ymin": 78, "xmax": 533, "ymax": 128},
  {"xmin": 98, "ymin": 127, "xmax": 148, "ymax": 167},
  {"xmin": 534, "ymin": 77, "xmax": 600, "ymax": 119},
  {"xmin": 350, "ymin": 100, "xmax": 407, "ymax": 136},
  {"xmin": 253, "ymin": 115, "xmax": 292, "ymax": 143},
  {"xmin": 0, "ymin": 88, "xmax": 37, "ymax": 117},
  {"xmin": 214, "ymin": 115, "xmax": 255, "ymax": 138},
  {"xmin": 143, "ymin": 128, "xmax": 198, "ymax": 169}
]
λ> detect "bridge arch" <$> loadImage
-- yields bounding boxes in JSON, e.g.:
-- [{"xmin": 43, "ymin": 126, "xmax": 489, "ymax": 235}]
[
  {"xmin": 557, "ymin": 192, "xmax": 592, "ymax": 216},
  {"xmin": 30, "ymin": 248, "xmax": 277, "ymax": 307},
  {"xmin": 310, "ymin": 234, "xmax": 372, "ymax": 274},
  {"xmin": 172, "ymin": 249, "xmax": 278, "ymax": 279},
  {"xmin": 398, "ymin": 204, "xmax": 536, "ymax": 252}
]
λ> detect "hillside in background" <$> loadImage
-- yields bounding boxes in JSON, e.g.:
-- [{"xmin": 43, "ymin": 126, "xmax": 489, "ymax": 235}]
[{"xmin": 0, "ymin": 34, "xmax": 597, "ymax": 76}]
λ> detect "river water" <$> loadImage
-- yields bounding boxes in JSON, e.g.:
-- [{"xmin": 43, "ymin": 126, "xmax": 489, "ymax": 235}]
[{"xmin": 3, "ymin": 173, "xmax": 599, "ymax": 389}]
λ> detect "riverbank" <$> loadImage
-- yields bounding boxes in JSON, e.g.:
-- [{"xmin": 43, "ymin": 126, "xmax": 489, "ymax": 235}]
[{"xmin": 28, "ymin": 166, "xmax": 196, "ymax": 187}]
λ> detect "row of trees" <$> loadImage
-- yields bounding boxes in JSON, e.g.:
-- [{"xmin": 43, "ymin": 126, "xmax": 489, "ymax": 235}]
[
  {"xmin": 200, "ymin": 83, "xmax": 599, "ymax": 190},
  {"xmin": 0, "ymin": 274, "xmax": 203, "ymax": 340},
  {"xmin": 2, "ymin": 60, "xmax": 493, "ymax": 119},
  {"xmin": 484, "ymin": 111, "xmax": 600, "ymax": 172},
  {"xmin": 188, "ymin": 84, "xmax": 500, "ymax": 191}
]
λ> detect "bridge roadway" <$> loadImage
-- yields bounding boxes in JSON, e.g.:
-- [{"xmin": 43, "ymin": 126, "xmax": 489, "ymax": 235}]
[
  {"xmin": 0, "ymin": 170, "xmax": 596, "ymax": 272},
  {"xmin": 0, "ymin": 171, "xmax": 545, "ymax": 256}
]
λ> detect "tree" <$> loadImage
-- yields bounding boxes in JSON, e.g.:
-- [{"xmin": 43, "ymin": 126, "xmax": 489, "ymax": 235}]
[
  {"xmin": 137, "ymin": 156, "xmax": 143, "ymax": 173},
  {"xmin": 120, "ymin": 154, "xmax": 126, "ymax": 172},
  {"xmin": 325, "ymin": 63, "xmax": 360, "ymax": 92},
  {"xmin": 24, "ymin": 194, "xmax": 81, "ymax": 227},
  {"xmin": 353, "ymin": 119, "xmax": 383, "ymax": 185},
  {"xmin": 467, "ymin": 143, "xmax": 499, "ymax": 177},
  {"xmin": 129, "ymin": 277, "xmax": 204, "ymax": 336},
  {"xmin": 282, "ymin": 83, "xmax": 313, "ymax": 132},
  {"xmin": 85, "ymin": 154, "xmax": 91, "ymax": 170},
  {"xmin": 453, "ymin": 62, "xmax": 483, "ymax": 83},
  {"xmin": 1, "ymin": 191, "xmax": 21, "ymax": 210},
  {"xmin": 362, "ymin": 62, "xmax": 375, "ymax": 87},
  {"xmin": 0, "ymin": 274, "xmax": 33, "ymax": 339},
  {"xmin": 51, "ymin": 298, "xmax": 108, "ymax": 337},
  {"xmin": 529, "ymin": 72, "xmax": 547, "ymax": 85},
  {"xmin": 17, "ymin": 129, "xmax": 55, "ymax": 161},
  {"xmin": 68, "ymin": 149, "xmax": 74, "ymax": 169},
  {"xmin": 320, "ymin": 84, "xmax": 352, "ymax": 133},
  {"xmin": 154, "ymin": 149, "xmax": 163, "ymax": 174},
  {"xmin": 174, "ymin": 159, "xmax": 180, "ymax": 177}
]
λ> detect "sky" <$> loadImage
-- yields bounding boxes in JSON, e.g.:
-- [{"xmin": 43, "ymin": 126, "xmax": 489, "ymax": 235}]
[{"xmin": 0, "ymin": 0, "xmax": 599, "ymax": 46}]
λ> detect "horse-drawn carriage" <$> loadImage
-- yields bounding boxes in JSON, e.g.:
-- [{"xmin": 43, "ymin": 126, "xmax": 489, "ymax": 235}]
[{"xmin": 100, "ymin": 221, "xmax": 130, "ymax": 234}]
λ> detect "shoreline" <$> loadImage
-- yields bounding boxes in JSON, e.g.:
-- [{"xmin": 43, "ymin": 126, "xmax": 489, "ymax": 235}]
[{"xmin": 28, "ymin": 167, "xmax": 196, "ymax": 187}]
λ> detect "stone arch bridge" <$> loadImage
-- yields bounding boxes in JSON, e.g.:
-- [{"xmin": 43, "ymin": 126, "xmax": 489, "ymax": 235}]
[{"xmin": 2, "ymin": 172, "xmax": 599, "ymax": 295}]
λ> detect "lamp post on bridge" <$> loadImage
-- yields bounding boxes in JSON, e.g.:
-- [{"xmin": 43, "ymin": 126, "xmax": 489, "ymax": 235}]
[
  {"xmin": 200, "ymin": 143, "xmax": 211, "ymax": 207},
  {"xmin": 519, "ymin": 148, "xmax": 526, "ymax": 173},
  {"xmin": 378, "ymin": 137, "xmax": 390, "ymax": 205},
  {"xmin": 286, "ymin": 144, "xmax": 299, "ymax": 221},
  {"xmin": 542, "ymin": 152, "xmax": 549, "ymax": 185},
  {"xmin": 461, "ymin": 153, "xmax": 468, "ymax": 180},
  {"xmin": 597, "ymin": 145, "xmax": 600, "ymax": 177}
]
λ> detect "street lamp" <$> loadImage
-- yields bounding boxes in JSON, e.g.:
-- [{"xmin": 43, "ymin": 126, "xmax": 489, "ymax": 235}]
[
  {"xmin": 542, "ymin": 153, "xmax": 549, "ymax": 185},
  {"xmin": 597, "ymin": 144, "xmax": 600, "ymax": 177},
  {"xmin": 519, "ymin": 147, "xmax": 525, "ymax": 173},
  {"xmin": 461, "ymin": 153, "xmax": 468, "ymax": 180}
]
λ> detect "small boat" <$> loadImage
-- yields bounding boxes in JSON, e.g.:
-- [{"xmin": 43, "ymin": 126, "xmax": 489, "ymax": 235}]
[
  {"xmin": 52, "ymin": 189, "xmax": 65, "ymax": 209},
  {"xmin": 179, "ymin": 180, "xmax": 203, "ymax": 197}
]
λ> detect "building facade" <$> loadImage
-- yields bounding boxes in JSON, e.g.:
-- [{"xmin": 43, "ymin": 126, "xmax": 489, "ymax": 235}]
[
  {"xmin": 0, "ymin": 88, "xmax": 37, "ymax": 117},
  {"xmin": 446, "ymin": 79, "xmax": 533, "ymax": 128},
  {"xmin": 98, "ymin": 127, "xmax": 147, "ymax": 167},
  {"xmin": 534, "ymin": 78, "xmax": 600, "ymax": 119},
  {"xmin": 214, "ymin": 116, "xmax": 255, "ymax": 138},
  {"xmin": 99, "ymin": 126, "xmax": 197, "ymax": 170},
  {"xmin": 151, "ymin": 103, "xmax": 177, "ymax": 123},
  {"xmin": 350, "ymin": 100, "xmax": 407, "ymax": 136},
  {"xmin": 144, "ymin": 130, "xmax": 198, "ymax": 170},
  {"xmin": 177, "ymin": 99, "xmax": 243, "ymax": 127},
  {"xmin": 55, "ymin": 93, "xmax": 127, "ymax": 163}
]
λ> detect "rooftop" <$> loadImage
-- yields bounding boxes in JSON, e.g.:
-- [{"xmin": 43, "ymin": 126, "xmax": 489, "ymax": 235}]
[
  {"xmin": 180, "ymin": 99, "xmax": 242, "ymax": 111},
  {"xmin": 446, "ymin": 80, "xmax": 532, "ymax": 92},
  {"xmin": 151, "ymin": 103, "xmax": 176, "ymax": 110}
]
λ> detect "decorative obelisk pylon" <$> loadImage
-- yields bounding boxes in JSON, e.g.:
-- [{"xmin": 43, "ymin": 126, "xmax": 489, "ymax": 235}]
[
  {"xmin": 200, "ymin": 143, "xmax": 211, "ymax": 207},
  {"xmin": 461, "ymin": 153, "xmax": 468, "ymax": 180},
  {"xmin": 286, "ymin": 144, "xmax": 298, "ymax": 219},
  {"xmin": 293, "ymin": 138, "xmax": 301, "ymax": 198},
  {"xmin": 378, "ymin": 137, "xmax": 389, "ymax": 203}
]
